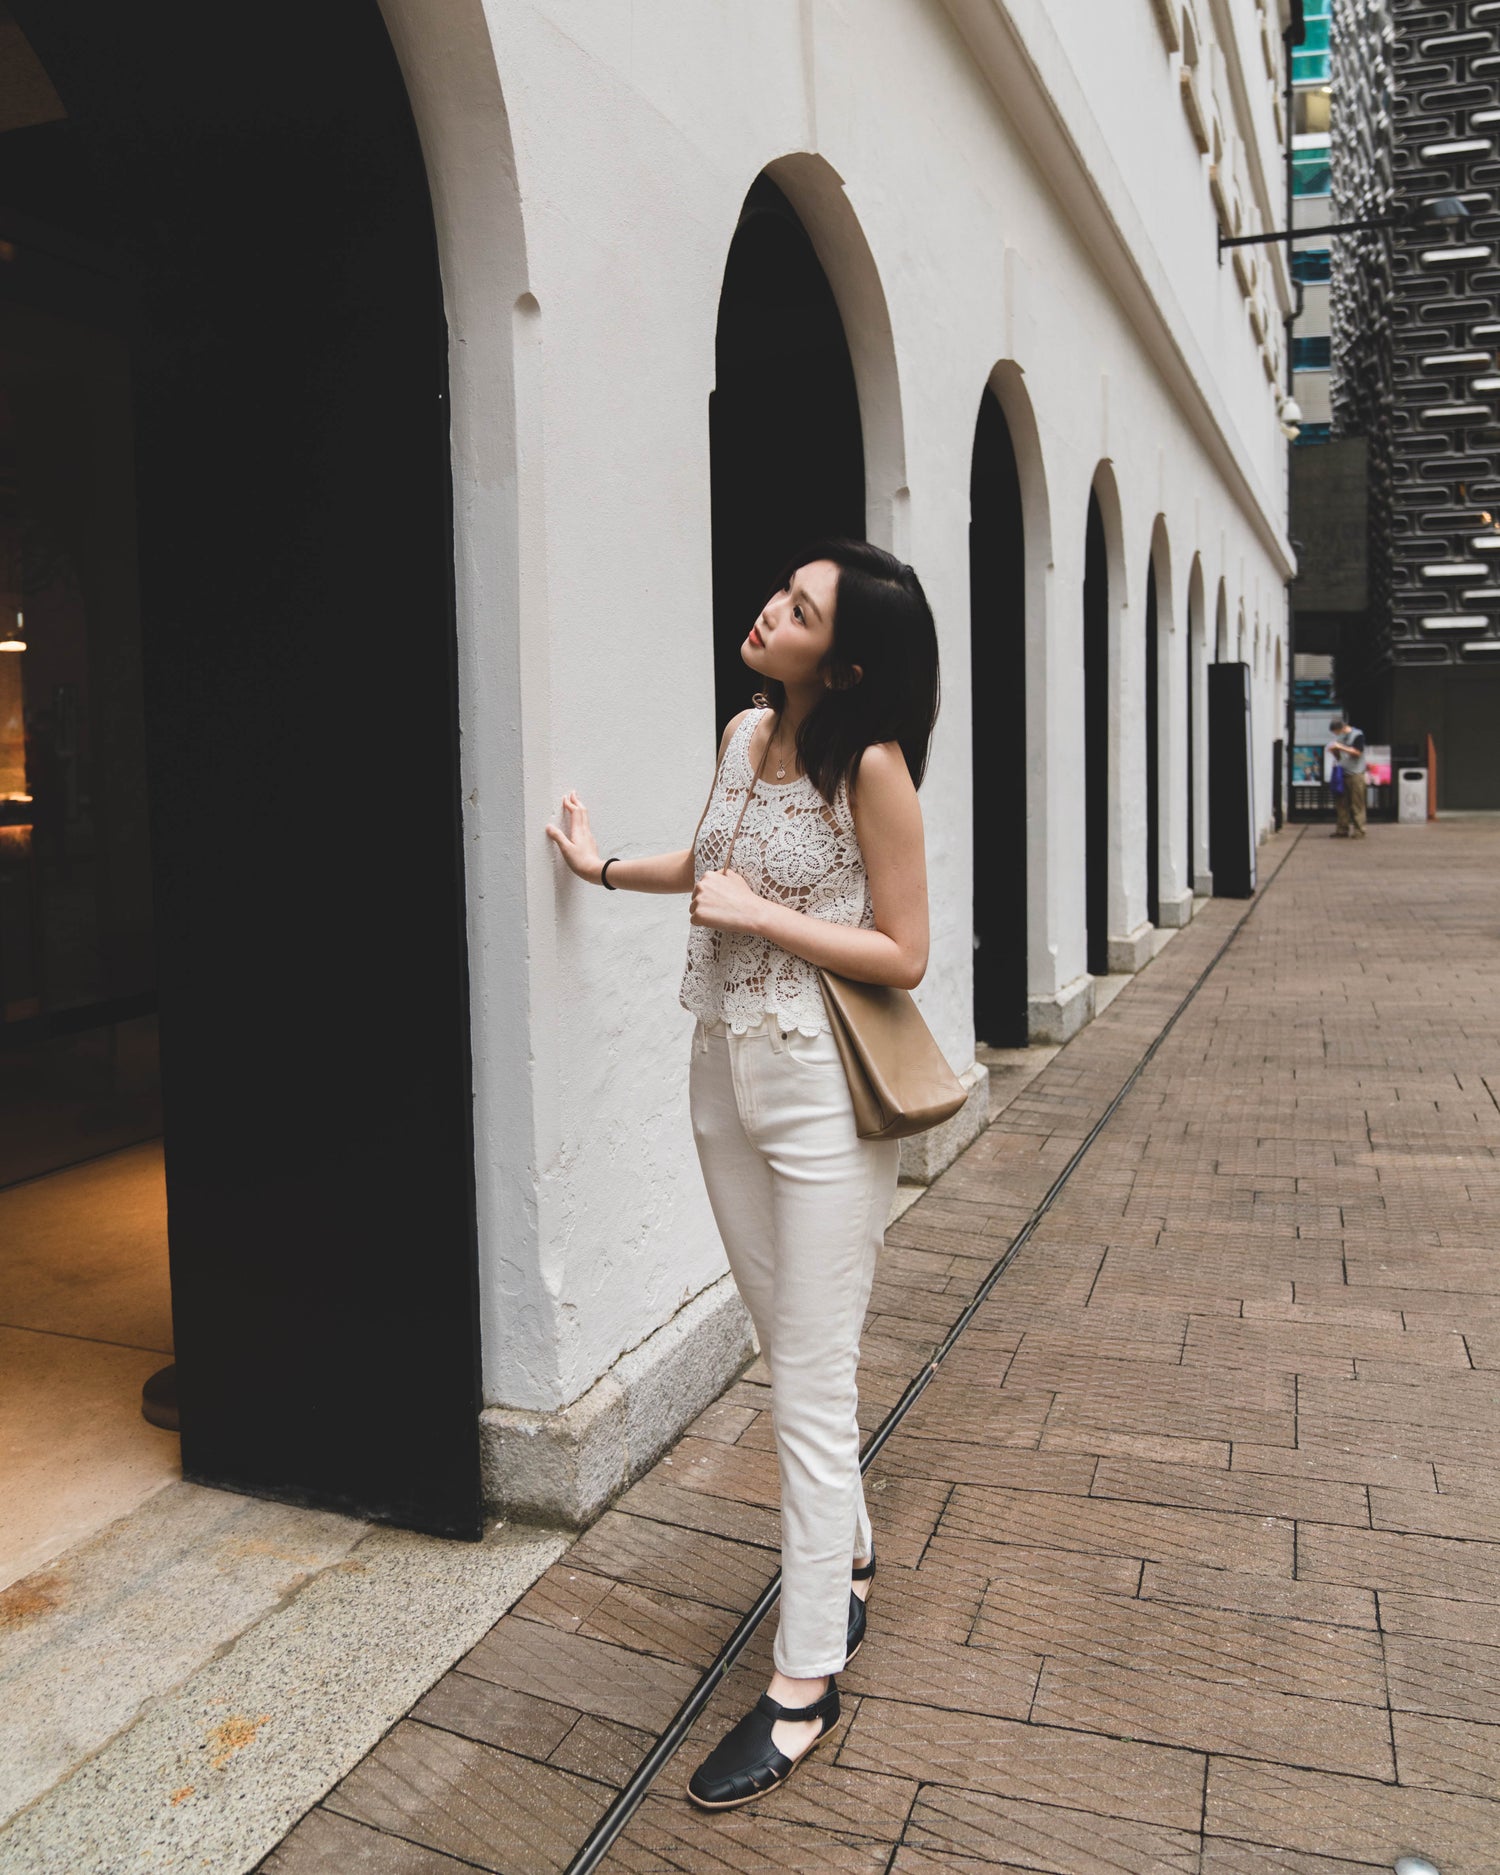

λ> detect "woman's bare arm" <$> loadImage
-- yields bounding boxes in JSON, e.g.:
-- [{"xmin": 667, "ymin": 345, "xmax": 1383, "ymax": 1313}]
[
  {"xmin": 545, "ymin": 709, "xmax": 752, "ymax": 894},
  {"xmin": 596, "ymin": 848, "xmax": 694, "ymax": 892},
  {"xmin": 689, "ymin": 740, "xmax": 929, "ymax": 989}
]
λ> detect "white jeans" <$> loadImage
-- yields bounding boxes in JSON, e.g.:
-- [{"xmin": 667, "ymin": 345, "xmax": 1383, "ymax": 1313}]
[{"xmin": 689, "ymin": 1011, "xmax": 900, "ymax": 1677}]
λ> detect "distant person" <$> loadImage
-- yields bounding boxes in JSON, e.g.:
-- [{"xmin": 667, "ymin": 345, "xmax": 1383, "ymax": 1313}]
[{"xmin": 1328, "ymin": 715, "xmax": 1367, "ymax": 838}]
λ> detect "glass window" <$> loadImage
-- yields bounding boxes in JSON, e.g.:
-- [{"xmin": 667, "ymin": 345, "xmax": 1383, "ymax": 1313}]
[
  {"xmin": 1293, "ymin": 420, "xmax": 1333, "ymax": 447},
  {"xmin": 1295, "ymin": 87, "xmax": 1332, "ymax": 137},
  {"xmin": 1293, "ymin": 335, "xmax": 1332, "ymax": 369},
  {"xmin": 1293, "ymin": 146, "xmax": 1332, "ymax": 196},
  {"xmin": 1292, "ymin": 248, "xmax": 1332, "ymax": 284},
  {"xmin": 1293, "ymin": 0, "xmax": 1332, "ymax": 84}
]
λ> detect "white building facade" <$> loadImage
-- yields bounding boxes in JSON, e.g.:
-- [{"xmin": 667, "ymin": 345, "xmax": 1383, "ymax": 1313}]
[{"xmin": 383, "ymin": 0, "xmax": 1297, "ymax": 1524}]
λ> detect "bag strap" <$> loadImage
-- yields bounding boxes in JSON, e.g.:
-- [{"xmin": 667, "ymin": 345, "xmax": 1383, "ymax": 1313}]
[
  {"xmin": 687, "ymin": 715, "xmax": 739, "ymax": 861},
  {"xmin": 709, "ymin": 707, "xmax": 773, "ymax": 966},
  {"xmin": 721, "ymin": 706, "xmax": 773, "ymax": 875}
]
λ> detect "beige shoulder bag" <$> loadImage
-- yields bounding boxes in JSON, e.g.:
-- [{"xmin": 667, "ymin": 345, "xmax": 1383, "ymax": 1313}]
[{"xmin": 716, "ymin": 710, "xmax": 968, "ymax": 1141}]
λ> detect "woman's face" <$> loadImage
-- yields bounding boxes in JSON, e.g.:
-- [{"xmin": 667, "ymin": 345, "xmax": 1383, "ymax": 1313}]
[{"xmin": 741, "ymin": 559, "xmax": 853, "ymax": 690}]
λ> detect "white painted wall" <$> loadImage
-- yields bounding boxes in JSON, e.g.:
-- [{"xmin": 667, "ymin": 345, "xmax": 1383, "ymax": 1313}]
[{"xmin": 386, "ymin": 0, "xmax": 1295, "ymax": 1420}]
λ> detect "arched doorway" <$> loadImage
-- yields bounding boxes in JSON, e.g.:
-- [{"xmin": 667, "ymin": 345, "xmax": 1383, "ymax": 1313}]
[
  {"xmin": 710, "ymin": 172, "xmax": 864, "ymax": 732},
  {"xmin": 970, "ymin": 386, "xmax": 1027, "ymax": 1046},
  {"xmin": 1146, "ymin": 519, "xmax": 1190, "ymax": 928},
  {"xmin": 1145, "ymin": 553, "xmax": 1161, "ymax": 929},
  {"xmin": 2, "ymin": 0, "xmax": 483, "ymax": 1539},
  {"xmin": 1083, "ymin": 489, "xmax": 1110, "ymax": 979}
]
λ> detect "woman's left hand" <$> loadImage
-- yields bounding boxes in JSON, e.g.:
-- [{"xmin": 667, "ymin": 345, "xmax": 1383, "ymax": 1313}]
[{"xmin": 689, "ymin": 866, "xmax": 764, "ymax": 935}]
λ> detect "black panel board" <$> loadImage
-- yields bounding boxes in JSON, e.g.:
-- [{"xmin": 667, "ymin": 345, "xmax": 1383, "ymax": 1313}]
[{"xmin": 1208, "ymin": 661, "xmax": 1257, "ymax": 900}]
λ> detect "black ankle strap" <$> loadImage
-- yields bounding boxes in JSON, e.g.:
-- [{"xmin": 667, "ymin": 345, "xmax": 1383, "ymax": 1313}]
[
  {"xmin": 757, "ymin": 1680, "xmax": 837, "ymax": 1724},
  {"xmin": 852, "ymin": 1554, "xmax": 877, "ymax": 1581}
]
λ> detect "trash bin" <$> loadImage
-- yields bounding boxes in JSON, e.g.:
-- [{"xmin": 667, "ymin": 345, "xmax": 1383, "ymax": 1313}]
[{"xmin": 1398, "ymin": 767, "xmax": 1427, "ymax": 823}]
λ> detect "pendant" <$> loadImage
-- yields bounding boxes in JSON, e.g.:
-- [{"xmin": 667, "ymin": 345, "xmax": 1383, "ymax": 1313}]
[{"xmin": 776, "ymin": 762, "xmax": 786, "ymax": 778}]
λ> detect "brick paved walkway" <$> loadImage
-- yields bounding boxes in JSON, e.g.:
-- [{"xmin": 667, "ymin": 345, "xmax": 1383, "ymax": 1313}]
[{"xmin": 262, "ymin": 817, "xmax": 1500, "ymax": 1874}]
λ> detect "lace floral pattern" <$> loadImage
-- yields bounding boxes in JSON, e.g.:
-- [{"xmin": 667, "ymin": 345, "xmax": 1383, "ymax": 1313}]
[{"xmin": 680, "ymin": 708, "xmax": 875, "ymax": 1036}]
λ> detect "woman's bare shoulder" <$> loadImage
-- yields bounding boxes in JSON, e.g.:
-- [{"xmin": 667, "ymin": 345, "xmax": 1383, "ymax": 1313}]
[
  {"xmin": 850, "ymin": 739, "xmax": 914, "ymax": 798},
  {"xmin": 717, "ymin": 705, "xmax": 759, "ymax": 764}
]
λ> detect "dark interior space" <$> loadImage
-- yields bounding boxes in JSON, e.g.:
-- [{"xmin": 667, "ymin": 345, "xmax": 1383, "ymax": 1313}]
[
  {"xmin": 3, "ymin": 0, "xmax": 484, "ymax": 1537},
  {"xmin": 710, "ymin": 173, "xmax": 865, "ymax": 738},
  {"xmin": 969, "ymin": 386, "xmax": 1028, "ymax": 1047},
  {"xmin": 1083, "ymin": 490, "xmax": 1109, "ymax": 979},
  {"xmin": 1187, "ymin": 613, "xmax": 1196, "ymax": 894},
  {"xmin": 1145, "ymin": 556, "xmax": 1160, "ymax": 929},
  {"xmin": 0, "ymin": 178, "xmax": 161, "ymax": 1186}
]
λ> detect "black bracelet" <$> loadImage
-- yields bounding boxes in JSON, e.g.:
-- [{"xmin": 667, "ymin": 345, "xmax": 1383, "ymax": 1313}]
[{"xmin": 600, "ymin": 856, "xmax": 620, "ymax": 890}]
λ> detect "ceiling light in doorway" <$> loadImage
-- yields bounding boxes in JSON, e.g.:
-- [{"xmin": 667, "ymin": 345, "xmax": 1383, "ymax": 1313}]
[{"xmin": 0, "ymin": 611, "xmax": 25, "ymax": 652}]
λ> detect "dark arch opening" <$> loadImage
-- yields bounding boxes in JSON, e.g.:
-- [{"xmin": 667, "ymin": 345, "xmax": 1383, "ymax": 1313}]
[
  {"xmin": 1145, "ymin": 555, "xmax": 1160, "ymax": 928},
  {"xmin": 1, "ymin": 0, "xmax": 483, "ymax": 1538},
  {"xmin": 970, "ymin": 386, "xmax": 1027, "ymax": 1046},
  {"xmin": 1187, "ymin": 607, "xmax": 1196, "ymax": 897},
  {"xmin": 1083, "ymin": 489, "xmax": 1110, "ymax": 979},
  {"xmin": 710, "ymin": 173, "xmax": 864, "ymax": 736}
]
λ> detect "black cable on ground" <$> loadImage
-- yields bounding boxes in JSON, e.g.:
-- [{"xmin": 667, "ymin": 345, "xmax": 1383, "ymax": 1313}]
[{"xmin": 564, "ymin": 828, "xmax": 1306, "ymax": 1874}]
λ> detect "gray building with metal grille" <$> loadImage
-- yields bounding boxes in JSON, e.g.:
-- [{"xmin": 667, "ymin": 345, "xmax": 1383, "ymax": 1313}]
[{"xmin": 1327, "ymin": 0, "xmax": 1500, "ymax": 805}]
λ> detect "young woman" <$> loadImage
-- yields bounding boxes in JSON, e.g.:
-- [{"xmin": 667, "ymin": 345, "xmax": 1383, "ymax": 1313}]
[{"xmin": 544, "ymin": 537, "xmax": 940, "ymax": 1808}]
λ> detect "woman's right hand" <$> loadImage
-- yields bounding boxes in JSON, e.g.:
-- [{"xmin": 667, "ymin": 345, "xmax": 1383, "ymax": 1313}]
[{"xmin": 545, "ymin": 791, "xmax": 604, "ymax": 884}]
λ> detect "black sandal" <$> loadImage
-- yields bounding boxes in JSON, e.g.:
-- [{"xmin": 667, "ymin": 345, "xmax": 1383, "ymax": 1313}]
[
  {"xmin": 685, "ymin": 1679, "xmax": 840, "ymax": 1810},
  {"xmin": 846, "ymin": 1551, "xmax": 877, "ymax": 1662}
]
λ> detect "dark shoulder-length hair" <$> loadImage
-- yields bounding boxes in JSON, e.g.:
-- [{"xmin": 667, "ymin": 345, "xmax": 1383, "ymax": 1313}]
[{"xmin": 750, "ymin": 537, "xmax": 940, "ymax": 806}]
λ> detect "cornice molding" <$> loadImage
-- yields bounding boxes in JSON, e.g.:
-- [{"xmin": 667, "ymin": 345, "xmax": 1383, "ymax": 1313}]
[
  {"xmin": 1205, "ymin": 0, "xmax": 1295, "ymax": 314},
  {"xmin": 937, "ymin": 0, "xmax": 1295, "ymax": 577}
]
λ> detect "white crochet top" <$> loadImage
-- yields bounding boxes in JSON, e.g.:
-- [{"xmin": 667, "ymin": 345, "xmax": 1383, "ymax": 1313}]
[{"xmin": 679, "ymin": 707, "xmax": 875, "ymax": 1036}]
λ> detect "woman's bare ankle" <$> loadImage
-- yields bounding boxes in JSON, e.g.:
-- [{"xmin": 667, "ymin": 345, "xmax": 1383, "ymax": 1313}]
[{"xmin": 768, "ymin": 1670, "xmax": 827, "ymax": 1704}]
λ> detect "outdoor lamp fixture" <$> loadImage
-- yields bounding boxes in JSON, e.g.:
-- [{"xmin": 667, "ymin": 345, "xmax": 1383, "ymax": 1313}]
[
  {"xmin": 0, "ymin": 610, "xmax": 24, "ymax": 652},
  {"xmin": 1278, "ymin": 395, "xmax": 1303, "ymax": 441},
  {"xmin": 1420, "ymin": 196, "xmax": 1471, "ymax": 229},
  {"xmin": 1221, "ymin": 195, "xmax": 1469, "ymax": 257},
  {"xmin": 1220, "ymin": 208, "xmax": 1403, "ymax": 255}
]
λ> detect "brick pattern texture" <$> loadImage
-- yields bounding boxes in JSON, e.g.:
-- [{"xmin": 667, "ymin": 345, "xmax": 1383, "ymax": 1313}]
[{"xmin": 259, "ymin": 819, "xmax": 1500, "ymax": 1874}]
